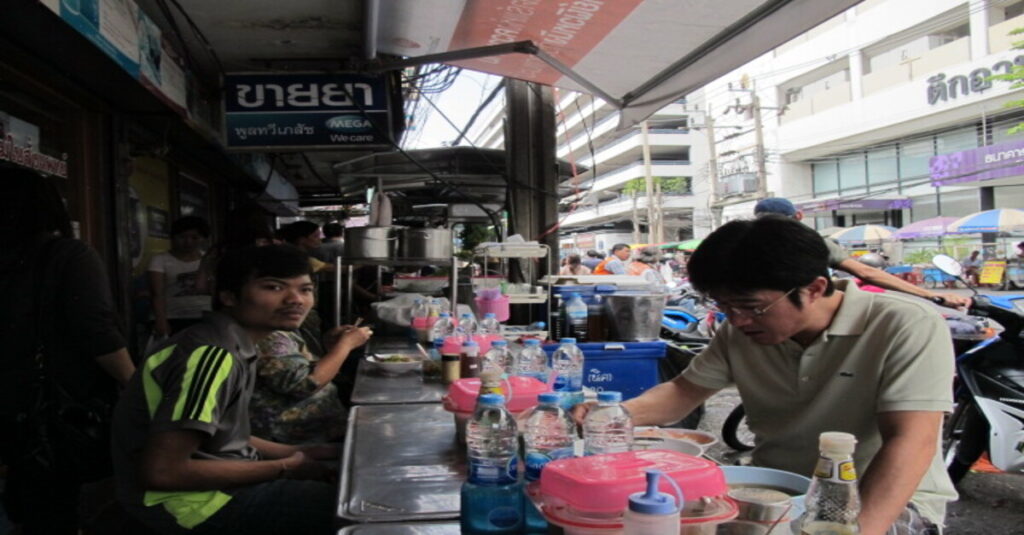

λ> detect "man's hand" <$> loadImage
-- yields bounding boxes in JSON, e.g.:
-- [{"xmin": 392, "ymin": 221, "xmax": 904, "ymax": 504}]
[
  {"xmin": 570, "ymin": 401, "xmax": 598, "ymax": 426},
  {"xmin": 933, "ymin": 293, "xmax": 971, "ymax": 310},
  {"xmin": 325, "ymin": 325, "xmax": 372, "ymax": 351},
  {"xmin": 280, "ymin": 451, "xmax": 333, "ymax": 482},
  {"xmin": 301, "ymin": 443, "xmax": 341, "ymax": 461}
]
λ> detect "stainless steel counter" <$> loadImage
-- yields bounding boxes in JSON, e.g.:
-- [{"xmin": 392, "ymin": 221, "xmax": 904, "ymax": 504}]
[
  {"xmin": 338, "ymin": 404, "xmax": 465, "ymax": 522},
  {"xmin": 337, "ymin": 522, "xmax": 460, "ymax": 534},
  {"xmin": 350, "ymin": 337, "xmax": 446, "ymax": 405}
]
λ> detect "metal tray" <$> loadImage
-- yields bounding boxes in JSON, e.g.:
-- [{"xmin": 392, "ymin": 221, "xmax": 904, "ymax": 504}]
[
  {"xmin": 338, "ymin": 404, "xmax": 465, "ymax": 522},
  {"xmin": 337, "ymin": 522, "xmax": 460, "ymax": 534}
]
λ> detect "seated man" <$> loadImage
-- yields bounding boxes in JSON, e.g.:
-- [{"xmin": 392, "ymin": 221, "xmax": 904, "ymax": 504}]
[
  {"xmin": 112, "ymin": 245, "xmax": 371, "ymax": 535},
  {"xmin": 575, "ymin": 216, "xmax": 956, "ymax": 534}
]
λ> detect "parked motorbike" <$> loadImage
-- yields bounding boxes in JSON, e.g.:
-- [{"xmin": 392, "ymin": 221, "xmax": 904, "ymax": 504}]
[{"xmin": 933, "ymin": 254, "xmax": 1024, "ymax": 484}]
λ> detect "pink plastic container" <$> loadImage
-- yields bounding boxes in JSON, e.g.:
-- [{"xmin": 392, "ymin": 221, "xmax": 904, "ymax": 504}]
[
  {"xmin": 475, "ymin": 294, "xmax": 510, "ymax": 322},
  {"xmin": 539, "ymin": 450, "xmax": 738, "ymax": 534},
  {"xmin": 440, "ymin": 334, "xmax": 502, "ymax": 356},
  {"xmin": 442, "ymin": 375, "xmax": 550, "ymax": 441}
]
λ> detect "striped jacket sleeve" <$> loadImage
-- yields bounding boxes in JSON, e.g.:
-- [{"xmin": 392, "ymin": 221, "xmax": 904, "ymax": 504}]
[{"xmin": 147, "ymin": 344, "xmax": 240, "ymax": 435}]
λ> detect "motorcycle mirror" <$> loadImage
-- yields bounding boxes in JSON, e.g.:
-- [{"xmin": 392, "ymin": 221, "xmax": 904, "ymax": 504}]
[{"xmin": 932, "ymin": 254, "xmax": 963, "ymax": 277}]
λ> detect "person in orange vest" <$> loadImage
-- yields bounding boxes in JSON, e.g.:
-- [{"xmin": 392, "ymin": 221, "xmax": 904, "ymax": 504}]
[{"xmin": 593, "ymin": 243, "xmax": 631, "ymax": 275}]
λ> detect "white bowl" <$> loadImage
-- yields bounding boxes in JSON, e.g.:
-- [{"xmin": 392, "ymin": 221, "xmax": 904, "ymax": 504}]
[
  {"xmin": 365, "ymin": 353, "xmax": 424, "ymax": 375},
  {"xmin": 634, "ymin": 426, "xmax": 719, "ymax": 452},
  {"xmin": 632, "ymin": 436, "xmax": 704, "ymax": 456},
  {"xmin": 720, "ymin": 465, "xmax": 811, "ymax": 497}
]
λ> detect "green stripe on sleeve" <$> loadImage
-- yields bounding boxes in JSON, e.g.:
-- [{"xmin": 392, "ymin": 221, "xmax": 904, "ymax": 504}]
[
  {"xmin": 142, "ymin": 346, "xmax": 178, "ymax": 418},
  {"xmin": 171, "ymin": 345, "xmax": 235, "ymax": 423}
]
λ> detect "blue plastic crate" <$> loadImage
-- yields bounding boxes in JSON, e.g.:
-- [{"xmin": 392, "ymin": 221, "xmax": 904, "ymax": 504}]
[{"xmin": 542, "ymin": 341, "xmax": 667, "ymax": 400}]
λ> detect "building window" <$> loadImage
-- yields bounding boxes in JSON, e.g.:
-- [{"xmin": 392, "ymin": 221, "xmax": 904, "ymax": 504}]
[
  {"xmin": 995, "ymin": 185, "xmax": 1024, "ymax": 208},
  {"xmin": 813, "ymin": 161, "xmax": 839, "ymax": 194},
  {"xmin": 899, "ymin": 138, "xmax": 933, "ymax": 181},
  {"xmin": 935, "ymin": 126, "xmax": 978, "ymax": 154},
  {"xmin": 938, "ymin": 189, "xmax": 979, "ymax": 218},
  {"xmin": 989, "ymin": 118, "xmax": 1024, "ymax": 145},
  {"xmin": 839, "ymin": 154, "xmax": 867, "ymax": 191},
  {"xmin": 867, "ymin": 146, "xmax": 898, "ymax": 186},
  {"xmin": 911, "ymin": 192, "xmax": 939, "ymax": 221}
]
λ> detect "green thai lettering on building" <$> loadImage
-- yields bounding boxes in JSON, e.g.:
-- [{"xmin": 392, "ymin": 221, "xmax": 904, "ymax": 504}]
[{"xmin": 141, "ymin": 345, "xmax": 235, "ymax": 529}]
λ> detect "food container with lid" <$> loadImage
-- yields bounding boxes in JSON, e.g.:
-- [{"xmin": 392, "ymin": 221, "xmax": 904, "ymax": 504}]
[
  {"xmin": 442, "ymin": 375, "xmax": 550, "ymax": 442},
  {"xmin": 539, "ymin": 450, "xmax": 738, "ymax": 534}
]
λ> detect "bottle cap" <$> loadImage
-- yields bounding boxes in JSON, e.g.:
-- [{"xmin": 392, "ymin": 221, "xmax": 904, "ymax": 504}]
[
  {"xmin": 628, "ymin": 470, "xmax": 680, "ymax": 515},
  {"xmin": 479, "ymin": 393, "xmax": 505, "ymax": 406},
  {"xmin": 524, "ymin": 339, "xmax": 541, "ymax": 346},
  {"xmin": 492, "ymin": 340, "xmax": 508, "ymax": 347},
  {"xmin": 538, "ymin": 392, "xmax": 560, "ymax": 404},
  {"xmin": 571, "ymin": 292, "xmax": 581, "ymax": 298},
  {"xmin": 461, "ymin": 313, "xmax": 473, "ymax": 318},
  {"xmin": 484, "ymin": 312, "xmax": 497, "ymax": 319},
  {"xmin": 818, "ymin": 431, "xmax": 857, "ymax": 455},
  {"xmin": 462, "ymin": 340, "xmax": 479, "ymax": 347},
  {"xmin": 597, "ymin": 391, "xmax": 622, "ymax": 403},
  {"xmin": 440, "ymin": 312, "xmax": 451, "ymax": 317},
  {"xmin": 560, "ymin": 337, "xmax": 577, "ymax": 344}
]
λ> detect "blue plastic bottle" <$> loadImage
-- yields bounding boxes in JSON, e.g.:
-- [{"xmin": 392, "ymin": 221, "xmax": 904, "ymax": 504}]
[{"xmin": 461, "ymin": 394, "xmax": 523, "ymax": 534}]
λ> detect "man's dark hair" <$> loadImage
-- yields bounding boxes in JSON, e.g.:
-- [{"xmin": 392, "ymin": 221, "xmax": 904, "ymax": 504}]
[
  {"xmin": 278, "ymin": 221, "xmax": 321, "ymax": 244},
  {"xmin": 214, "ymin": 244, "xmax": 312, "ymax": 309},
  {"xmin": 322, "ymin": 222, "xmax": 344, "ymax": 239},
  {"xmin": 0, "ymin": 166, "xmax": 73, "ymax": 247},
  {"xmin": 586, "ymin": 249, "xmax": 601, "ymax": 258},
  {"xmin": 688, "ymin": 216, "xmax": 833, "ymax": 307},
  {"xmin": 171, "ymin": 216, "xmax": 210, "ymax": 238},
  {"xmin": 611, "ymin": 243, "xmax": 630, "ymax": 254}
]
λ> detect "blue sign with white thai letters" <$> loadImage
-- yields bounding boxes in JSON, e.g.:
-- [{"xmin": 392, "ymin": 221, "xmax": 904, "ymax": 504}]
[{"xmin": 223, "ymin": 73, "xmax": 392, "ymax": 149}]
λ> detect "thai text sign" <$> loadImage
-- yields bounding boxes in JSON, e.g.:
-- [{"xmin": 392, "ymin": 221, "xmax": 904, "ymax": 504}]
[
  {"xmin": 223, "ymin": 73, "xmax": 392, "ymax": 149},
  {"xmin": 930, "ymin": 139, "xmax": 1024, "ymax": 187},
  {"xmin": 979, "ymin": 260, "xmax": 1006, "ymax": 285}
]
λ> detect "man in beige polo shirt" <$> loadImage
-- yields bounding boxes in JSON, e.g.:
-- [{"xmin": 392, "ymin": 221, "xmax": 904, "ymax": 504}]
[{"xmin": 576, "ymin": 216, "xmax": 956, "ymax": 534}]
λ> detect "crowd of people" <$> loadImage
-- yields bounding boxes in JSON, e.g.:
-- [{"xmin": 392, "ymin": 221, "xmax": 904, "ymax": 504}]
[{"xmin": 0, "ymin": 167, "xmax": 983, "ymax": 535}]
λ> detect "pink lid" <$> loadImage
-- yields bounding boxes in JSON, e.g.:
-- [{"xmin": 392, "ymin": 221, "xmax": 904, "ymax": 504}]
[
  {"xmin": 440, "ymin": 334, "xmax": 502, "ymax": 355},
  {"xmin": 411, "ymin": 317, "xmax": 430, "ymax": 329},
  {"xmin": 442, "ymin": 376, "xmax": 550, "ymax": 414},
  {"xmin": 540, "ymin": 450, "xmax": 728, "ymax": 514}
]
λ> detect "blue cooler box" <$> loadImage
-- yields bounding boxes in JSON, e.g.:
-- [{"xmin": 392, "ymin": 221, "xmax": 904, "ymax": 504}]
[{"xmin": 542, "ymin": 341, "xmax": 667, "ymax": 400}]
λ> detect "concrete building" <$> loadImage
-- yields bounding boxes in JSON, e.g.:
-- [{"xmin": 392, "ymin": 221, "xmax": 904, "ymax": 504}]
[
  {"xmin": 469, "ymin": 88, "xmax": 710, "ymax": 256},
  {"xmin": 696, "ymin": 0, "xmax": 1024, "ymax": 257}
]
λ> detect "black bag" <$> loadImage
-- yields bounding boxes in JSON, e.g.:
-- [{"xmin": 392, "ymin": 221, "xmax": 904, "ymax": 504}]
[{"xmin": 18, "ymin": 238, "xmax": 115, "ymax": 483}]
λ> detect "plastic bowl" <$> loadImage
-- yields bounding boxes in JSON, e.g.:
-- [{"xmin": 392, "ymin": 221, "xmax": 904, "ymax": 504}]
[
  {"xmin": 632, "ymin": 436, "xmax": 704, "ymax": 456},
  {"xmin": 634, "ymin": 427, "xmax": 718, "ymax": 452},
  {"xmin": 720, "ymin": 466, "xmax": 810, "ymax": 497},
  {"xmin": 364, "ymin": 353, "xmax": 424, "ymax": 375}
]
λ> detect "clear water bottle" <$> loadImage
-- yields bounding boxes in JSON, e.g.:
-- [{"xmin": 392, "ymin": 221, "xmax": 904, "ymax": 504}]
[
  {"xmin": 800, "ymin": 432, "xmax": 861, "ymax": 535},
  {"xmin": 483, "ymin": 339, "xmax": 512, "ymax": 375},
  {"xmin": 461, "ymin": 394, "xmax": 523, "ymax": 534},
  {"xmin": 523, "ymin": 392, "xmax": 576, "ymax": 532},
  {"xmin": 431, "ymin": 312, "xmax": 456, "ymax": 341},
  {"xmin": 428, "ymin": 298, "xmax": 442, "ymax": 318},
  {"xmin": 458, "ymin": 313, "xmax": 480, "ymax": 339},
  {"xmin": 550, "ymin": 338, "xmax": 584, "ymax": 410},
  {"xmin": 583, "ymin": 391, "xmax": 634, "ymax": 455},
  {"xmin": 563, "ymin": 292, "xmax": 589, "ymax": 342},
  {"xmin": 512, "ymin": 339, "xmax": 549, "ymax": 383},
  {"xmin": 480, "ymin": 312, "xmax": 502, "ymax": 335},
  {"xmin": 411, "ymin": 298, "xmax": 428, "ymax": 321}
]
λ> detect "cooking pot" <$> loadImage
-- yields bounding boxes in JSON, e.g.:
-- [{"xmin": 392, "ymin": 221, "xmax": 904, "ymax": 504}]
[
  {"xmin": 399, "ymin": 227, "xmax": 452, "ymax": 260},
  {"xmin": 345, "ymin": 226, "xmax": 401, "ymax": 260}
]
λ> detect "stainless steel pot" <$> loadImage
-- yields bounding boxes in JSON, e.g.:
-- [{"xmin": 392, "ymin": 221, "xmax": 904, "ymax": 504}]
[
  {"xmin": 399, "ymin": 228, "xmax": 452, "ymax": 260},
  {"xmin": 344, "ymin": 226, "xmax": 401, "ymax": 260},
  {"xmin": 603, "ymin": 293, "xmax": 667, "ymax": 341}
]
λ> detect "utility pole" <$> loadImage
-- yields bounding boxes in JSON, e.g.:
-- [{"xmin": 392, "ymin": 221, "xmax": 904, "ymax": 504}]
[
  {"xmin": 751, "ymin": 91, "xmax": 768, "ymax": 198},
  {"xmin": 641, "ymin": 120, "xmax": 656, "ymax": 243},
  {"xmin": 704, "ymin": 105, "xmax": 722, "ymax": 228}
]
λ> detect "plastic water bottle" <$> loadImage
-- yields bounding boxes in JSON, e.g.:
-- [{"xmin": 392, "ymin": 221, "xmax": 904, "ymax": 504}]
[
  {"xmin": 461, "ymin": 394, "xmax": 523, "ymax": 534},
  {"xmin": 563, "ymin": 292, "xmax": 589, "ymax": 342},
  {"xmin": 458, "ymin": 313, "xmax": 480, "ymax": 339},
  {"xmin": 583, "ymin": 391, "xmax": 634, "ymax": 455},
  {"xmin": 431, "ymin": 312, "xmax": 456, "ymax": 341},
  {"xmin": 480, "ymin": 312, "xmax": 502, "ymax": 335},
  {"xmin": 623, "ymin": 470, "xmax": 683, "ymax": 535},
  {"xmin": 800, "ymin": 432, "xmax": 861, "ymax": 535},
  {"xmin": 523, "ymin": 392, "xmax": 576, "ymax": 532},
  {"xmin": 550, "ymin": 338, "xmax": 584, "ymax": 410},
  {"xmin": 512, "ymin": 339, "xmax": 549, "ymax": 383},
  {"xmin": 411, "ymin": 298, "xmax": 428, "ymax": 321},
  {"xmin": 483, "ymin": 340, "xmax": 512, "ymax": 375}
]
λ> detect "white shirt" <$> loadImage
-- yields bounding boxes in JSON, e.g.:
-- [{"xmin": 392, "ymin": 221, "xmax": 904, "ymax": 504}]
[{"xmin": 148, "ymin": 252, "xmax": 210, "ymax": 319}]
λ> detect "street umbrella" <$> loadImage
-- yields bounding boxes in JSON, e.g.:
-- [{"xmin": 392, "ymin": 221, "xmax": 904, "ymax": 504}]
[
  {"xmin": 892, "ymin": 216, "xmax": 958, "ymax": 239},
  {"xmin": 817, "ymin": 226, "xmax": 846, "ymax": 238},
  {"xmin": 676, "ymin": 238, "xmax": 702, "ymax": 251},
  {"xmin": 830, "ymin": 225, "xmax": 896, "ymax": 244},
  {"xmin": 947, "ymin": 208, "xmax": 1024, "ymax": 234}
]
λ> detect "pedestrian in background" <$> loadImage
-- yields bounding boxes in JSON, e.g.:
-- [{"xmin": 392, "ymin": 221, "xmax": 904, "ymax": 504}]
[{"xmin": 148, "ymin": 216, "xmax": 211, "ymax": 336}]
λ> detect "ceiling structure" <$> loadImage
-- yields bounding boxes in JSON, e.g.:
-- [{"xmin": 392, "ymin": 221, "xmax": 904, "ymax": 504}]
[{"xmin": 133, "ymin": 0, "xmax": 863, "ymax": 206}]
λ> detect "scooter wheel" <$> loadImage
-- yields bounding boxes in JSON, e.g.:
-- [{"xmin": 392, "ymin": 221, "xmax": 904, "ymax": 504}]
[
  {"xmin": 722, "ymin": 404, "xmax": 755, "ymax": 451},
  {"xmin": 943, "ymin": 400, "xmax": 988, "ymax": 485}
]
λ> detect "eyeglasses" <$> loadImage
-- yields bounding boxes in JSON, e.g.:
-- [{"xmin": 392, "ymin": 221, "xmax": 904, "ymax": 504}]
[{"xmin": 712, "ymin": 287, "xmax": 798, "ymax": 320}]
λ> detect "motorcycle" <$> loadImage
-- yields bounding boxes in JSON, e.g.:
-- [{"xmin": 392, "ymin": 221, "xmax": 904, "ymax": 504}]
[{"xmin": 933, "ymin": 254, "xmax": 1024, "ymax": 484}]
